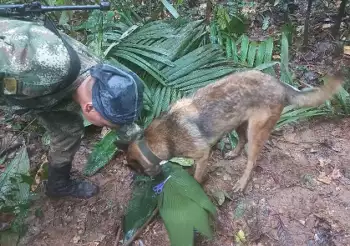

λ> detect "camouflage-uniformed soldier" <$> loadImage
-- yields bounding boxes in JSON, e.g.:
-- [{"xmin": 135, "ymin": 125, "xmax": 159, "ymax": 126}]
[{"xmin": 0, "ymin": 16, "xmax": 144, "ymax": 199}]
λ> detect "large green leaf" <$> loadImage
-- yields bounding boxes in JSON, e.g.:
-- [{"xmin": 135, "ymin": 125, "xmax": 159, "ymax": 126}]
[
  {"xmin": 123, "ymin": 175, "xmax": 163, "ymax": 242},
  {"xmin": 161, "ymin": 163, "xmax": 216, "ymax": 215},
  {"xmin": 83, "ymin": 130, "xmax": 119, "ymax": 176},
  {"xmin": 280, "ymin": 32, "xmax": 294, "ymax": 85},
  {"xmin": 158, "ymin": 163, "xmax": 216, "ymax": 246},
  {"xmin": 0, "ymin": 146, "xmax": 30, "ymax": 208},
  {"xmin": 161, "ymin": 0, "xmax": 180, "ymax": 19},
  {"xmin": 276, "ymin": 105, "xmax": 329, "ymax": 130}
]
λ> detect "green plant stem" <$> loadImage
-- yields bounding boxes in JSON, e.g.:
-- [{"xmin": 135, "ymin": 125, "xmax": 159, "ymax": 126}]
[{"xmin": 122, "ymin": 207, "xmax": 159, "ymax": 246}]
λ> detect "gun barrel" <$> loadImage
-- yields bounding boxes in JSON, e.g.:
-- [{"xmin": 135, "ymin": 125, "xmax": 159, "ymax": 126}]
[
  {"xmin": 0, "ymin": 1, "xmax": 110, "ymax": 17},
  {"xmin": 40, "ymin": 3, "xmax": 111, "ymax": 11}
]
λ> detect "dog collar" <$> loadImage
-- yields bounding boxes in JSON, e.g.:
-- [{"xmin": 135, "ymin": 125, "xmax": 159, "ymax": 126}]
[{"xmin": 136, "ymin": 139, "xmax": 163, "ymax": 165}]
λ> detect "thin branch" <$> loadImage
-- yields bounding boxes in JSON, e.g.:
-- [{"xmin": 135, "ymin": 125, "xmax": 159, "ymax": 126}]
[
  {"xmin": 0, "ymin": 118, "xmax": 36, "ymax": 157},
  {"xmin": 114, "ymin": 226, "xmax": 122, "ymax": 246}
]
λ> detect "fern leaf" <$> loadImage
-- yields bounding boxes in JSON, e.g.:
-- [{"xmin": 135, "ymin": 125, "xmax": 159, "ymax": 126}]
[
  {"xmin": 247, "ymin": 41, "xmax": 258, "ymax": 67},
  {"xmin": 255, "ymin": 41, "xmax": 266, "ymax": 66},
  {"xmin": 113, "ymin": 50, "xmax": 167, "ymax": 85},
  {"xmin": 240, "ymin": 35, "xmax": 249, "ymax": 64}
]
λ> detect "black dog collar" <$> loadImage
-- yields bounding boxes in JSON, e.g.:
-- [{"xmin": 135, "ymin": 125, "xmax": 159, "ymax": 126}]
[{"xmin": 136, "ymin": 139, "xmax": 163, "ymax": 165}]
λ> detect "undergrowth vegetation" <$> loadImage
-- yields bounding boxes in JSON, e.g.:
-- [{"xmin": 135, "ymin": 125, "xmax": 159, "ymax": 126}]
[{"xmin": 1, "ymin": 0, "xmax": 350, "ymax": 245}]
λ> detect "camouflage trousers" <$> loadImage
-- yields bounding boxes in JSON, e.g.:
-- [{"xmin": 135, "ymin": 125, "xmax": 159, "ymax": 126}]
[{"xmin": 36, "ymin": 111, "xmax": 84, "ymax": 168}]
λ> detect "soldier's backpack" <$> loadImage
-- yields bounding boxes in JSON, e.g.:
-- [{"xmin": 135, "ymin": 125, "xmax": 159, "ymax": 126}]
[{"xmin": 0, "ymin": 16, "xmax": 83, "ymax": 110}]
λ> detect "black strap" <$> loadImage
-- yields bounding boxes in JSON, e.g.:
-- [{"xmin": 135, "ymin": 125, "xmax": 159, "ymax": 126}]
[{"xmin": 137, "ymin": 139, "xmax": 163, "ymax": 165}]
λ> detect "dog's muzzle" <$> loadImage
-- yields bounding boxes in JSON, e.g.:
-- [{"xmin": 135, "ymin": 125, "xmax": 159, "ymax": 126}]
[{"xmin": 144, "ymin": 164, "xmax": 162, "ymax": 177}]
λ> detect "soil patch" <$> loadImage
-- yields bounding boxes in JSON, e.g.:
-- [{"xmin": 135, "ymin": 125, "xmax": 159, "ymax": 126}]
[{"xmin": 14, "ymin": 117, "xmax": 350, "ymax": 246}]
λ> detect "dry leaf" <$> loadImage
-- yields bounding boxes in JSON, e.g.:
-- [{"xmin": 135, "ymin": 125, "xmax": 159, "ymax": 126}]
[
  {"xmin": 317, "ymin": 172, "xmax": 331, "ymax": 184},
  {"xmin": 213, "ymin": 191, "xmax": 225, "ymax": 206},
  {"xmin": 343, "ymin": 46, "xmax": 350, "ymax": 57},
  {"xmin": 322, "ymin": 23, "xmax": 332, "ymax": 29},
  {"xmin": 100, "ymin": 127, "xmax": 111, "ymax": 138},
  {"xmin": 31, "ymin": 154, "xmax": 48, "ymax": 191},
  {"xmin": 72, "ymin": 235, "xmax": 80, "ymax": 244},
  {"xmin": 235, "ymin": 229, "xmax": 247, "ymax": 243},
  {"xmin": 273, "ymin": 54, "xmax": 280, "ymax": 59},
  {"xmin": 317, "ymin": 157, "xmax": 330, "ymax": 167},
  {"xmin": 331, "ymin": 168, "xmax": 342, "ymax": 180}
]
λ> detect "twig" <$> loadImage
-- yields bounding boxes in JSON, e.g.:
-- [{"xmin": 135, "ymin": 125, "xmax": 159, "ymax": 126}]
[
  {"xmin": 0, "ymin": 118, "xmax": 36, "ymax": 157},
  {"xmin": 114, "ymin": 226, "xmax": 122, "ymax": 246},
  {"xmin": 122, "ymin": 207, "xmax": 159, "ymax": 246}
]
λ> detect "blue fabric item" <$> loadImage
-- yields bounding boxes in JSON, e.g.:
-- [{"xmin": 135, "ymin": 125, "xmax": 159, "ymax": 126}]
[{"xmin": 90, "ymin": 64, "xmax": 144, "ymax": 125}]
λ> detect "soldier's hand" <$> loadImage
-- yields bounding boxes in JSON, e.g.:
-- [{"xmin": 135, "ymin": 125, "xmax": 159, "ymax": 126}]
[{"xmin": 114, "ymin": 123, "xmax": 144, "ymax": 150}]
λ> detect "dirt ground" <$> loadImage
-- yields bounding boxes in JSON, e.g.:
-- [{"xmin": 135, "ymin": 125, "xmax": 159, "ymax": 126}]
[{"xmin": 11, "ymin": 116, "xmax": 349, "ymax": 246}]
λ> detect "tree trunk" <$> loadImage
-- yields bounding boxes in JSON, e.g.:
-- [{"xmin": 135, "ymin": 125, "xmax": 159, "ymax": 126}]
[
  {"xmin": 205, "ymin": 0, "xmax": 213, "ymax": 24},
  {"xmin": 302, "ymin": 0, "xmax": 313, "ymax": 50},
  {"xmin": 332, "ymin": 0, "xmax": 348, "ymax": 39}
]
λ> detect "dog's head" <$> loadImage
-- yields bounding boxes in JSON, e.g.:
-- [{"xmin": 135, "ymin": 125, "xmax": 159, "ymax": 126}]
[{"xmin": 126, "ymin": 140, "xmax": 162, "ymax": 177}]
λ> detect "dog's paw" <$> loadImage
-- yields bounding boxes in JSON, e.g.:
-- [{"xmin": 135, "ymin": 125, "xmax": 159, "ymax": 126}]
[{"xmin": 232, "ymin": 178, "xmax": 248, "ymax": 193}]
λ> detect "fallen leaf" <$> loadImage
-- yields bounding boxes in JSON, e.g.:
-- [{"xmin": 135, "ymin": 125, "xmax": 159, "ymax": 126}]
[
  {"xmin": 169, "ymin": 157, "xmax": 194, "ymax": 167},
  {"xmin": 318, "ymin": 157, "xmax": 330, "ymax": 167},
  {"xmin": 317, "ymin": 172, "xmax": 331, "ymax": 184},
  {"xmin": 31, "ymin": 154, "xmax": 48, "ymax": 191},
  {"xmin": 322, "ymin": 23, "xmax": 332, "ymax": 29},
  {"xmin": 100, "ymin": 127, "xmax": 111, "ymax": 138},
  {"xmin": 273, "ymin": 54, "xmax": 280, "ymax": 60},
  {"xmin": 223, "ymin": 173, "xmax": 231, "ymax": 181},
  {"xmin": 213, "ymin": 191, "xmax": 225, "ymax": 206},
  {"xmin": 223, "ymin": 190, "xmax": 233, "ymax": 201},
  {"xmin": 235, "ymin": 229, "xmax": 247, "ymax": 243},
  {"xmin": 72, "ymin": 235, "xmax": 80, "ymax": 244},
  {"xmin": 331, "ymin": 168, "xmax": 342, "ymax": 180},
  {"xmin": 344, "ymin": 46, "xmax": 350, "ymax": 56}
]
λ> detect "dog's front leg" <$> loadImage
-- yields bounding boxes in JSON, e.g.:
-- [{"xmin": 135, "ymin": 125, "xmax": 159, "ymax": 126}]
[{"xmin": 193, "ymin": 150, "xmax": 211, "ymax": 184}]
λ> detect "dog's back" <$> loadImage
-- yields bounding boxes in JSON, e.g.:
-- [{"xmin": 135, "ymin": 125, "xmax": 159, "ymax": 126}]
[{"xmin": 164, "ymin": 70, "xmax": 342, "ymax": 147}]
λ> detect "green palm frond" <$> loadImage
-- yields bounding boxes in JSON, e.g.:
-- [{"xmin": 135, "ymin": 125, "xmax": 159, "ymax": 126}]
[{"xmin": 98, "ymin": 20, "xmax": 238, "ymax": 126}]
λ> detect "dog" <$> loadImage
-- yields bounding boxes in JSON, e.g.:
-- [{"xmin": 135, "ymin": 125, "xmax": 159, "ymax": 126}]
[{"xmin": 126, "ymin": 70, "xmax": 343, "ymax": 192}]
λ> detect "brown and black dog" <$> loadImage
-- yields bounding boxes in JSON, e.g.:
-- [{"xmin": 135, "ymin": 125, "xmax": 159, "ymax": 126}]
[{"xmin": 126, "ymin": 70, "xmax": 343, "ymax": 192}]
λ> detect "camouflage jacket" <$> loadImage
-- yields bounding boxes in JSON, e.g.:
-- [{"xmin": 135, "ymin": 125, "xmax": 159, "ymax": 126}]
[{"xmin": 0, "ymin": 16, "xmax": 101, "ymax": 116}]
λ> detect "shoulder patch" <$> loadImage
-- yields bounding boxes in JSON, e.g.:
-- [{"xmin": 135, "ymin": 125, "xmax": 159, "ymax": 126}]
[{"xmin": 3, "ymin": 77, "xmax": 18, "ymax": 95}]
